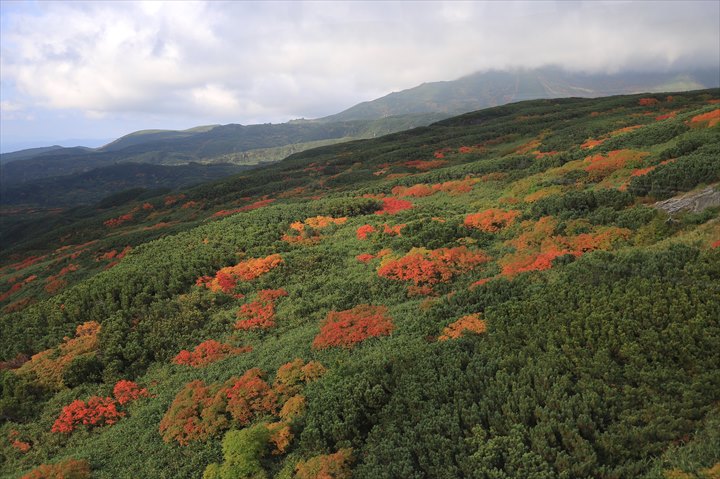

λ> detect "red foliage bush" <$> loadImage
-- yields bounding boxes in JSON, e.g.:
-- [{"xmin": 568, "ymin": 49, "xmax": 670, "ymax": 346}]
[
  {"xmin": 375, "ymin": 197, "xmax": 413, "ymax": 215},
  {"xmin": 235, "ymin": 289, "xmax": 287, "ymax": 330},
  {"xmin": 464, "ymin": 209, "xmax": 520, "ymax": 233},
  {"xmin": 173, "ymin": 340, "xmax": 251, "ymax": 367},
  {"xmin": 313, "ymin": 305, "xmax": 393, "ymax": 349},
  {"xmin": 51, "ymin": 397, "xmax": 124, "ymax": 433},
  {"xmin": 235, "ymin": 300, "xmax": 276, "ymax": 330},
  {"xmin": 377, "ymin": 247, "xmax": 490, "ymax": 286},
  {"xmin": 638, "ymin": 97, "xmax": 660, "ymax": 106},
  {"xmin": 113, "ymin": 380, "xmax": 150, "ymax": 405},
  {"xmin": 356, "ymin": 253, "xmax": 375, "ymax": 263}
]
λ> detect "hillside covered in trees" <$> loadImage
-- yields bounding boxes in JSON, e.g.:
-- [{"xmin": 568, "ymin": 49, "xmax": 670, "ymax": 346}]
[{"xmin": 1, "ymin": 90, "xmax": 719, "ymax": 479}]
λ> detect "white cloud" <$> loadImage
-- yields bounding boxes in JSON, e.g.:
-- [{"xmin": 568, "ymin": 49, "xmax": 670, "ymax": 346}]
[{"xmin": 0, "ymin": 0, "xmax": 718, "ymax": 126}]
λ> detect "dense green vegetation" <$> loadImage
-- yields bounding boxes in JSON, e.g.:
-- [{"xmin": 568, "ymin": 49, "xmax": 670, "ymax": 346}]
[{"xmin": 0, "ymin": 89, "xmax": 718, "ymax": 479}]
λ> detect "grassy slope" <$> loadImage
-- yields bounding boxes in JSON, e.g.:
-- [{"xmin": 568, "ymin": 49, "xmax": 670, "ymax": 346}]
[{"xmin": 1, "ymin": 90, "xmax": 719, "ymax": 479}]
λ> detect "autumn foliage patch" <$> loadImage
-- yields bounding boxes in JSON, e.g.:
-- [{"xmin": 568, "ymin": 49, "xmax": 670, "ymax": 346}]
[
  {"xmin": 375, "ymin": 197, "xmax": 413, "ymax": 215},
  {"xmin": 313, "ymin": 304, "xmax": 393, "ymax": 349},
  {"xmin": 404, "ymin": 159, "xmax": 448, "ymax": 171},
  {"xmin": 20, "ymin": 459, "xmax": 91, "ymax": 479},
  {"xmin": 173, "ymin": 340, "xmax": 251, "ymax": 367},
  {"xmin": 160, "ymin": 360, "xmax": 324, "ymax": 445},
  {"xmin": 356, "ymin": 224, "xmax": 377, "ymax": 240},
  {"xmin": 500, "ymin": 217, "xmax": 631, "ymax": 277},
  {"xmin": 235, "ymin": 288, "xmax": 288, "ymax": 330},
  {"xmin": 196, "ymin": 254, "xmax": 283, "ymax": 294},
  {"xmin": 283, "ymin": 216, "xmax": 347, "ymax": 244},
  {"xmin": 438, "ymin": 314, "xmax": 487, "ymax": 341},
  {"xmin": 464, "ymin": 209, "xmax": 520, "ymax": 233},
  {"xmin": 51, "ymin": 380, "xmax": 148, "ymax": 433},
  {"xmin": 583, "ymin": 149, "xmax": 649, "ymax": 179},
  {"xmin": 295, "ymin": 448, "xmax": 354, "ymax": 479},
  {"xmin": 391, "ymin": 178, "xmax": 478, "ymax": 198},
  {"xmin": 689, "ymin": 109, "xmax": 720, "ymax": 127},
  {"xmin": 378, "ymin": 247, "xmax": 490, "ymax": 286},
  {"xmin": 15, "ymin": 321, "xmax": 101, "ymax": 390}
]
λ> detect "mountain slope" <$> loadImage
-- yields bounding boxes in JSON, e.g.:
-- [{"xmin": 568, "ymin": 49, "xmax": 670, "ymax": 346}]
[
  {"xmin": 0, "ymin": 89, "xmax": 718, "ymax": 479},
  {"xmin": 322, "ymin": 66, "xmax": 720, "ymax": 121}
]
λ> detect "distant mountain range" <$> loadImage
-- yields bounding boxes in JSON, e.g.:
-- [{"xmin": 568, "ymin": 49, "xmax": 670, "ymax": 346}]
[
  {"xmin": 321, "ymin": 66, "xmax": 719, "ymax": 121},
  {"xmin": 1, "ymin": 66, "xmax": 718, "ymax": 207}
]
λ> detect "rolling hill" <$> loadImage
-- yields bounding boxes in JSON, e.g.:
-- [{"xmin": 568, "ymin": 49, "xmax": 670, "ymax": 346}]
[{"xmin": 1, "ymin": 89, "xmax": 719, "ymax": 479}]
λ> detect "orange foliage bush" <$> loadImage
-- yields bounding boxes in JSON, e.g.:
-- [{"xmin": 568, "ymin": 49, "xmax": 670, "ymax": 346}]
[
  {"xmin": 16, "ymin": 321, "xmax": 101, "ymax": 390},
  {"xmin": 438, "ymin": 314, "xmax": 487, "ymax": 340},
  {"xmin": 383, "ymin": 223, "xmax": 405, "ymax": 236},
  {"xmin": 378, "ymin": 247, "xmax": 490, "ymax": 286},
  {"xmin": 295, "ymin": 449, "xmax": 354, "ymax": 479},
  {"xmin": 283, "ymin": 216, "xmax": 347, "ymax": 244},
  {"xmin": 464, "ymin": 209, "xmax": 520, "ymax": 233},
  {"xmin": 20, "ymin": 459, "xmax": 91, "ymax": 479},
  {"xmin": 159, "ymin": 380, "xmax": 229, "ymax": 445},
  {"xmin": 356, "ymin": 224, "xmax": 377, "ymax": 240},
  {"xmin": 279, "ymin": 394, "xmax": 307, "ymax": 421},
  {"xmin": 392, "ymin": 183, "xmax": 435, "ymax": 197},
  {"xmin": 583, "ymin": 149, "xmax": 649, "ymax": 179},
  {"xmin": 392, "ymin": 178, "xmax": 478, "ymax": 198},
  {"xmin": 225, "ymin": 368, "xmax": 277, "ymax": 425},
  {"xmin": 173, "ymin": 340, "xmax": 251, "ymax": 367},
  {"xmin": 273, "ymin": 359, "xmax": 326, "ymax": 401},
  {"xmin": 581, "ymin": 138, "xmax": 605, "ymax": 149},
  {"xmin": 501, "ymin": 219, "xmax": 631, "ymax": 277},
  {"xmin": 159, "ymin": 360, "xmax": 324, "ymax": 446},
  {"xmin": 267, "ymin": 421, "xmax": 293, "ymax": 454},
  {"xmin": 638, "ymin": 97, "xmax": 660, "ymax": 106},
  {"xmin": 8, "ymin": 429, "xmax": 31, "ymax": 453},
  {"xmin": 375, "ymin": 197, "xmax": 413, "ymax": 215},
  {"xmin": 689, "ymin": 109, "xmax": 720, "ymax": 127},
  {"xmin": 196, "ymin": 254, "xmax": 283, "ymax": 294},
  {"xmin": 313, "ymin": 305, "xmax": 393, "ymax": 349}
]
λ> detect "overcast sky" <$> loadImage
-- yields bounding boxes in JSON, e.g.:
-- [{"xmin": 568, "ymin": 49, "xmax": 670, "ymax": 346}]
[{"xmin": 1, "ymin": 0, "xmax": 718, "ymax": 151}]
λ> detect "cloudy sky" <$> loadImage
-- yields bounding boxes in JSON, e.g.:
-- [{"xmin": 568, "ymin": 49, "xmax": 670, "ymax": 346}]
[{"xmin": 1, "ymin": 0, "xmax": 718, "ymax": 151}]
